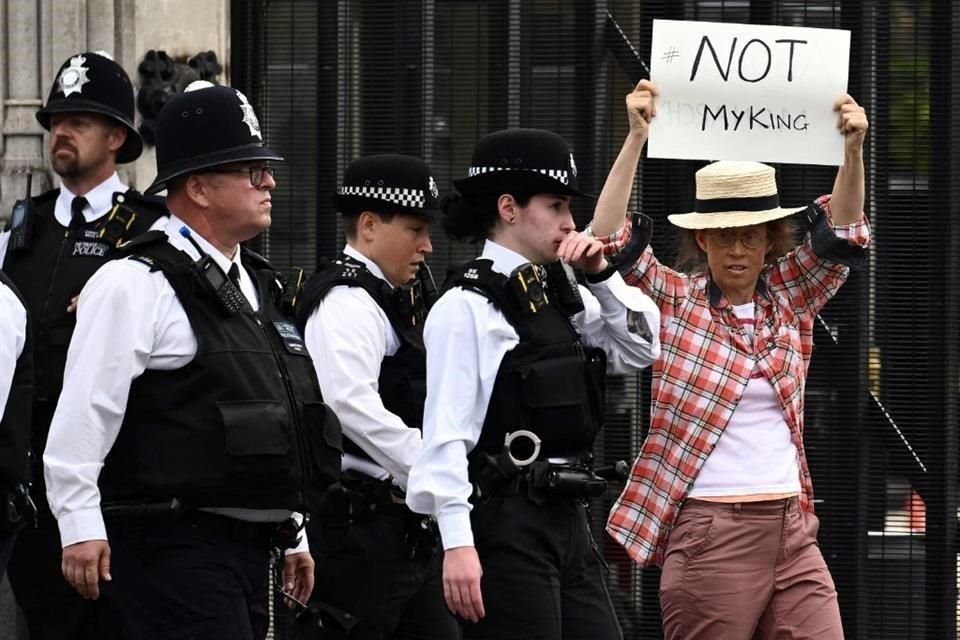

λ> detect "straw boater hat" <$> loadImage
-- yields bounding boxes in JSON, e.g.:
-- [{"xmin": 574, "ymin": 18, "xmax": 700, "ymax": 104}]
[{"xmin": 667, "ymin": 161, "xmax": 806, "ymax": 229}]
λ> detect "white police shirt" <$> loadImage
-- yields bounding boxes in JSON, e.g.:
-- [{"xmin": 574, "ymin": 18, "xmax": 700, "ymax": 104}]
[
  {"xmin": 43, "ymin": 214, "xmax": 308, "ymax": 554},
  {"xmin": 0, "ymin": 281, "xmax": 27, "ymax": 422},
  {"xmin": 303, "ymin": 244, "xmax": 422, "ymax": 488},
  {"xmin": 405, "ymin": 239, "xmax": 661, "ymax": 550}
]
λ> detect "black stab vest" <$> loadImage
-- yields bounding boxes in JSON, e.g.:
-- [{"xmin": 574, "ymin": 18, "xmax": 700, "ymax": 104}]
[
  {"xmin": 444, "ymin": 259, "xmax": 606, "ymax": 459},
  {"xmin": 0, "ymin": 271, "xmax": 32, "ymax": 489},
  {"xmin": 1, "ymin": 189, "xmax": 167, "ymax": 465},
  {"xmin": 295, "ymin": 254, "xmax": 431, "ymax": 464},
  {"xmin": 98, "ymin": 233, "xmax": 341, "ymax": 511}
]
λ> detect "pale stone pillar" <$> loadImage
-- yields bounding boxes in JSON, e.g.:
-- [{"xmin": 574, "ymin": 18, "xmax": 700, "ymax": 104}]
[{"xmin": 1, "ymin": 0, "xmax": 48, "ymax": 222}]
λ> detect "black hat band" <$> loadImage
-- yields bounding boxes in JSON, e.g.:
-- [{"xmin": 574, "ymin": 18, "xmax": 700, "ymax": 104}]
[
  {"xmin": 695, "ymin": 194, "xmax": 780, "ymax": 214},
  {"xmin": 467, "ymin": 166, "xmax": 570, "ymax": 185},
  {"xmin": 338, "ymin": 185, "xmax": 429, "ymax": 209}
]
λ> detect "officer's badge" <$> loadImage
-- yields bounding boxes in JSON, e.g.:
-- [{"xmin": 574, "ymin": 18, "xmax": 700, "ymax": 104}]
[
  {"xmin": 569, "ymin": 153, "xmax": 578, "ymax": 177},
  {"xmin": 428, "ymin": 176, "xmax": 439, "ymax": 199},
  {"xmin": 235, "ymin": 90, "xmax": 263, "ymax": 140},
  {"xmin": 58, "ymin": 55, "xmax": 90, "ymax": 97}
]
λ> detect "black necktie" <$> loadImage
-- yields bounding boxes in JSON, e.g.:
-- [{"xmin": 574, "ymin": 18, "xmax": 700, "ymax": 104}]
[
  {"xmin": 70, "ymin": 196, "xmax": 88, "ymax": 231},
  {"xmin": 228, "ymin": 263, "xmax": 242, "ymax": 289}
]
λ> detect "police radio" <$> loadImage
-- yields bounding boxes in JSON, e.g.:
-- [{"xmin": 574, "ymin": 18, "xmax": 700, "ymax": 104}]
[
  {"xmin": 543, "ymin": 261, "xmax": 585, "ymax": 316},
  {"xmin": 178, "ymin": 227, "xmax": 249, "ymax": 315},
  {"xmin": 7, "ymin": 174, "xmax": 35, "ymax": 252}
]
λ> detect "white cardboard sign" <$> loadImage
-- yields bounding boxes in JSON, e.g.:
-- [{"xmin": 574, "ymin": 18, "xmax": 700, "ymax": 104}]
[{"xmin": 648, "ymin": 19, "xmax": 850, "ymax": 166}]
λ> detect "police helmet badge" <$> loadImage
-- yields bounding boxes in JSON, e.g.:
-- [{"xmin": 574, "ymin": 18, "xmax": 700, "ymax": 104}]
[
  {"xmin": 236, "ymin": 90, "xmax": 263, "ymax": 140},
  {"xmin": 58, "ymin": 55, "xmax": 91, "ymax": 97},
  {"xmin": 569, "ymin": 152, "xmax": 577, "ymax": 177},
  {"xmin": 428, "ymin": 176, "xmax": 439, "ymax": 199},
  {"xmin": 144, "ymin": 82, "xmax": 283, "ymax": 195}
]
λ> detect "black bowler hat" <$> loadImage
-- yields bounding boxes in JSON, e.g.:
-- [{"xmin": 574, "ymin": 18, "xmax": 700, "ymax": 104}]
[
  {"xmin": 145, "ymin": 82, "xmax": 283, "ymax": 195},
  {"xmin": 453, "ymin": 128, "xmax": 588, "ymax": 198},
  {"xmin": 36, "ymin": 52, "xmax": 143, "ymax": 164},
  {"xmin": 335, "ymin": 154, "xmax": 440, "ymax": 219}
]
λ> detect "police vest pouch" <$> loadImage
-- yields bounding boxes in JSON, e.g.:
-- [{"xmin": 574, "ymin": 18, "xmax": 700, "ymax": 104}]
[
  {"xmin": 583, "ymin": 347, "xmax": 608, "ymax": 429},
  {"xmin": 518, "ymin": 356, "xmax": 600, "ymax": 456},
  {"xmin": 218, "ymin": 400, "xmax": 292, "ymax": 485},
  {"xmin": 300, "ymin": 401, "xmax": 343, "ymax": 507}
]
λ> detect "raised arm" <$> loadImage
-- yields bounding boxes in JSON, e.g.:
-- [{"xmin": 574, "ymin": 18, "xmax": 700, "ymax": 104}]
[
  {"xmin": 828, "ymin": 94, "xmax": 868, "ymax": 225},
  {"xmin": 590, "ymin": 80, "xmax": 658, "ymax": 237}
]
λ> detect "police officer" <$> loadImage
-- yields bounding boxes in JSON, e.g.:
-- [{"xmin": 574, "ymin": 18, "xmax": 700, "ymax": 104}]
[
  {"xmin": 405, "ymin": 129, "xmax": 661, "ymax": 639},
  {"xmin": 43, "ymin": 81, "xmax": 341, "ymax": 639},
  {"xmin": 295, "ymin": 155, "xmax": 459, "ymax": 639},
  {"xmin": 0, "ymin": 272, "xmax": 31, "ymax": 576},
  {"xmin": 1, "ymin": 51, "xmax": 167, "ymax": 640}
]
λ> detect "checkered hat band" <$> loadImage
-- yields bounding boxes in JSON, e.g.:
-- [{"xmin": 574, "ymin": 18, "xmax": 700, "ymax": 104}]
[
  {"xmin": 338, "ymin": 185, "xmax": 426, "ymax": 208},
  {"xmin": 467, "ymin": 166, "xmax": 569, "ymax": 185}
]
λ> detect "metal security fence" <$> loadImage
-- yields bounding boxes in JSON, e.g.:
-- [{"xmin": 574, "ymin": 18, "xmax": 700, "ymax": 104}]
[{"xmin": 232, "ymin": 1, "xmax": 960, "ymax": 638}]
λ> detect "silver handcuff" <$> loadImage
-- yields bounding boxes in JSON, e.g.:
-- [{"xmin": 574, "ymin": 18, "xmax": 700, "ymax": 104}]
[{"xmin": 503, "ymin": 430, "xmax": 542, "ymax": 467}]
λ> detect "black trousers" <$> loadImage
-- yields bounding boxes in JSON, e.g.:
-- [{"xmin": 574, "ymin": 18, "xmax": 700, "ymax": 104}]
[
  {"xmin": 7, "ymin": 516, "xmax": 121, "ymax": 640},
  {"xmin": 303, "ymin": 506, "xmax": 460, "ymax": 640},
  {"xmin": 103, "ymin": 515, "xmax": 274, "ymax": 640},
  {"xmin": 464, "ymin": 494, "xmax": 623, "ymax": 640},
  {"xmin": 0, "ymin": 528, "xmax": 16, "ymax": 579}
]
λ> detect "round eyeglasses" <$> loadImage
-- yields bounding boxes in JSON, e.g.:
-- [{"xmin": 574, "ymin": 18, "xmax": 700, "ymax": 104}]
[{"xmin": 709, "ymin": 228, "xmax": 767, "ymax": 249}]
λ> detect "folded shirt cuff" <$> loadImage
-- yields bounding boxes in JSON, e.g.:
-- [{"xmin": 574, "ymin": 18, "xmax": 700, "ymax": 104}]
[
  {"xmin": 437, "ymin": 507, "xmax": 474, "ymax": 550},
  {"xmin": 57, "ymin": 508, "xmax": 108, "ymax": 548}
]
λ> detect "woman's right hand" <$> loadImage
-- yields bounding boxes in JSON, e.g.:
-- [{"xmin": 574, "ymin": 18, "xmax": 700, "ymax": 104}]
[
  {"xmin": 626, "ymin": 79, "xmax": 659, "ymax": 140},
  {"xmin": 443, "ymin": 545, "xmax": 485, "ymax": 622}
]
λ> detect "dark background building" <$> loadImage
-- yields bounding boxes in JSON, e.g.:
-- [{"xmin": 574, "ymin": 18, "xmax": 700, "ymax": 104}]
[{"xmin": 231, "ymin": 1, "xmax": 959, "ymax": 637}]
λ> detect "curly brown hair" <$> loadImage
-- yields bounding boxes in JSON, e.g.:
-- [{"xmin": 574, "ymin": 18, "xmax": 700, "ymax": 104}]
[{"xmin": 674, "ymin": 218, "xmax": 799, "ymax": 274}]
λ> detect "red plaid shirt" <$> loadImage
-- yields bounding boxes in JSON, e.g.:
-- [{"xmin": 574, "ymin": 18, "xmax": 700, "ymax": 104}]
[{"xmin": 602, "ymin": 196, "xmax": 871, "ymax": 567}]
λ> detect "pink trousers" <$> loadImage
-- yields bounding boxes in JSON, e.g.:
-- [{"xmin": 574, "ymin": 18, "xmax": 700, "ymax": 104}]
[{"xmin": 660, "ymin": 497, "xmax": 844, "ymax": 640}]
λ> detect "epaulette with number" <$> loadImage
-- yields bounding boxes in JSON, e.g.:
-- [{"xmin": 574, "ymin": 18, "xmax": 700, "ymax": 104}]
[
  {"xmin": 295, "ymin": 255, "xmax": 431, "ymax": 345},
  {"xmin": 443, "ymin": 259, "xmax": 530, "ymax": 327}
]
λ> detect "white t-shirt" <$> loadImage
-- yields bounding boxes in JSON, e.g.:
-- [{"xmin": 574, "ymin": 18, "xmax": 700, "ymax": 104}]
[{"xmin": 687, "ymin": 302, "xmax": 802, "ymax": 498}]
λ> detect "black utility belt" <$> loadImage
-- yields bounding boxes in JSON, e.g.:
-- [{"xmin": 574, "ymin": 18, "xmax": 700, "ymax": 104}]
[
  {"xmin": 336, "ymin": 469, "xmax": 421, "ymax": 520},
  {"xmin": 489, "ymin": 461, "xmax": 608, "ymax": 501},
  {"xmin": 102, "ymin": 500, "xmax": 302, "ymax": 549}
]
